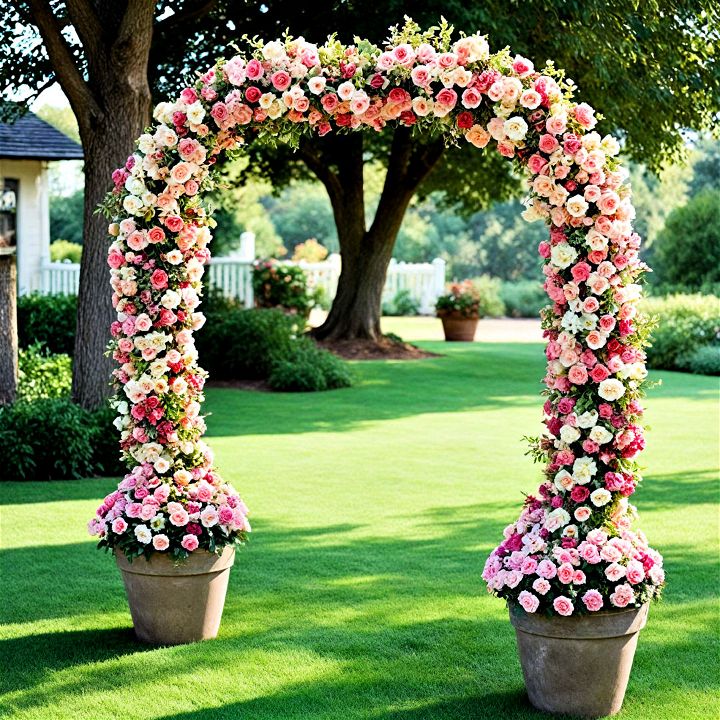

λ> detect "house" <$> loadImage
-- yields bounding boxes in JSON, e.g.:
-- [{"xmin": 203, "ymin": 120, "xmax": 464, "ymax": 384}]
[{"xmin": 0, "ymin": 113, "xmax": 83, "ymax": 293}]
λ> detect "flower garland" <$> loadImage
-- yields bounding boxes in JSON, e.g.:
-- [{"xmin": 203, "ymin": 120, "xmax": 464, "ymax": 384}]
[{"xmin": 88, "ymin": 16, "xmax": 665, "ymax": 610}]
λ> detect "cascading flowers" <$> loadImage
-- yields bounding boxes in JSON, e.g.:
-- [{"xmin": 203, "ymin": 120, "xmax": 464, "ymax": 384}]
[{"xmin": 89, "ymin": 18, "xmax": 664, "ymax": 603}]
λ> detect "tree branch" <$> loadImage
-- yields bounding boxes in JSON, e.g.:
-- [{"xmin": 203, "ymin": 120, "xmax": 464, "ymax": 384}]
[
  {"xmin": 297, "ymin": 137, "xmax": 343, "ymax": 206},
  {"xmin": 65, "ymin": 0, "xmax": 103, "ymax": 61},
  {"xmin": 26, "ymin": 0, "xmax": 100, "ymax": 126},
  {"xmin": 155, "ymin": 0, "xmax": 217, "ymax": 29}
]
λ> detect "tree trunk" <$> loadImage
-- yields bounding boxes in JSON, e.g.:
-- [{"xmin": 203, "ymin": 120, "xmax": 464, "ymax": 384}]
[
  {"xmin": 0, "ymin": 253, "xmax": 18, "ymax": 405},
  {"xmin": 72, "ymin": 107, "xmax": 149, "ymax": 409},
  {"xmin": 309, "ymin": 128, "xmax": 445, "ymax": 342}
]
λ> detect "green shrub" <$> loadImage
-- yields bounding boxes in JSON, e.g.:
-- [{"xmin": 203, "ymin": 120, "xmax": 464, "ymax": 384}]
[
  {"xmin": 467, "ymin": 276, "xmax": 506, "ymax": 318},
  {"xmin": 653, "ymin": 189, "xmax": 720, "ymax": 290},
  {"xmin": 500, "ymin": 280, "xmax": 548, "ymax": 318},
  {"xmin": 17, "ymin": 293, "xmax": 77, "ymax": 355},
  {"xmin": 252, "ymin": 260, "xmax": 316, "ymax": 317},
  {"xmin": 677, "ymin": 345, "xmax": 720, "ymax": 376},
  {"xmin": 641, "ymin": 294, "xmax": 720, "ymax": 371},
  {"xmin": 0, "ymin": 399, "xmax": 96, "ymax": 481},
  {"xmin": 17, "ymin": 343, "xmax": 72, "ymax": 401},
  {"xmin": 383, "ymin": 289, "xmax": 421, "ymax": 316},
  {"xmin": 89, "ymin": 404, "xmax": 126, "ymax": 476},
  {"xmin": 268, "ymin": 337, "xmax": 352, "ymax": 392},
  {"xmin": 50, "ymin": 239, "xmax": 82, "ymax": 263},
  {"xmin": 196, "ymin": 308, "xmax": 300, "ymax": 380}
]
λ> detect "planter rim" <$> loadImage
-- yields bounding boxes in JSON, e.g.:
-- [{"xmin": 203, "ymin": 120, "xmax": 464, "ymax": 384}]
[
  {"xmin": 509, "ymin": 601, "xmax": 649, "ymax": 640},
  {"xmin": 116, "ymin": 546, "xmax": 235, "ymax": 577},
  {"xmin": 437, "ymin": 312, "xmax": 481, "ymax": 320}
]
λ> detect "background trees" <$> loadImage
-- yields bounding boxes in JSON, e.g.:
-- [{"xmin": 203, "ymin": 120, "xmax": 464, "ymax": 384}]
[{"xmin": 3, "ymin": 1, "xmax": 719, "ymax": 399}]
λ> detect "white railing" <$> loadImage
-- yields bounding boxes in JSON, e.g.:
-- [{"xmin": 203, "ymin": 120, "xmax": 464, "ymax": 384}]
[
  {"xmin": 36, "ymin": 253, "xmax": 447, "ymax": 314},
  {"xmin": 41, "ymin": 262, "xmax": 80, "ymax": 295}
]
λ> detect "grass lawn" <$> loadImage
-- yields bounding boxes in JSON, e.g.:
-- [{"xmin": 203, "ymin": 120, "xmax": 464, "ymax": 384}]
[{"xmin": 1, "ymin": 334, "xmax": 718, "ymax": 719}]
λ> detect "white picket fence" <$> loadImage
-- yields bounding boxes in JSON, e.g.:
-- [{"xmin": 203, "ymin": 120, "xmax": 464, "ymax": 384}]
[{"xmin": 36, "ymin": 253, "xmax": 447, "ymax": 314}]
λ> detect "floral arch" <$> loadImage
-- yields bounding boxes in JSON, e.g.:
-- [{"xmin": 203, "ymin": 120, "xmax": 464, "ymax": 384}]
[{"xmin": 89, "ymin": 19, "xmax": 664, "ymax": 616}]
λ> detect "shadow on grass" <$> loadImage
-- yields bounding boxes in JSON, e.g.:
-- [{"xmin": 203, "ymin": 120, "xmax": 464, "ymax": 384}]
[
  {"xmin": 0, "ymin": 628, "xmax": 150, "ymax": 695},
  {"xmin": 634, "ymin": 469, "xmax": 720, "ymax": 510}
]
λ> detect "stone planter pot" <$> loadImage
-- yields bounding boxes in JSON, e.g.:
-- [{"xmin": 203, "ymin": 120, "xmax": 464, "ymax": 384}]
[
  {"xmin": 439, "ymin": 314, "xmax": 479, "ymax": 341},
  {"xmin": 509, "ymin": 603, "xmax": 649, "ymax": 718},
  {"xmin": 116, "ymin": 546, "xmax": 235, "ymax": 645}
]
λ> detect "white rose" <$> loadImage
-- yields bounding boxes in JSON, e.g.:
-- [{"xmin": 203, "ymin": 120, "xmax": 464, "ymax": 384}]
[
  {"xmin": 566, "ymin": 194, "xmax": 589, "ymax": 218},
  {"xmin": 165, "ymin": 249, "xmax": 183, "ymax": 265},
  {"xmin": 598, "ymin": 379, "xmax": 626, "ymax": 402},
  {"xmin": 554, "ymin": 470, "xmax": 574, "ymax": 492},
  {"xmin": 572, "ymin": 456, "xmax": 597, "ymax": 485},
  {"xmin": 185, "ymin": 101, "xmax": 206, "ymax": 125},
  {"xmin": 154, "ymin": 457, "xmax": 171, "ymax": 474},
  {"xmin": 590, "ymin": 488, "xmax": 612, "ymax": 507},
  {"xmin": 574, "ymin": 506, "xmax": 592, "ymax": 522},
  {"xmin": 559, "ymin": 425, "xmax": 581, "ymax": 444},
  {"xmin": 550, "ymin": 242, "xmax": 578, "ymax": 269},
  {"xmin": 134, "ymin": 524, "xmax": 152, "ymax": 544},
  {"xmin": 153, "ymin": 102, "xmax": 174, "ymax": 124},
  {"xmin": 589, "ymin": 425, "xmax": 613, "ymax": 445},
  {"xmin": 122, "ymin": 195, "xmax": 143, "ymax": 216},
  {"xmin": 262, "ymin": 40, "xmax": 286, "ymax": 61},
  {"xmin": 576, "ymin": 411, "xmax": 599, "ymax": 429},
  {"xmin": 337, "ymin": 81, "xmax": 355, "ymax": 101},
  {"xmin": 161, "ymin": 290, "xmax": 181, "ymax": 309},
  {"xmin": 545, "ymin": 507, "xmax": 571, "ymax": 531},
  {"xmin": 503, "ymin": 116, "xmax": 528, "ymax": 141}
]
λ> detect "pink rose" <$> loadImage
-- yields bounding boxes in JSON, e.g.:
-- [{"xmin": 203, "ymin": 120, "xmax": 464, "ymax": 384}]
[
  {"xmin": 609, "ymin": 583, "xmax": 635, "ymax": 608},
  {"xmin": 518, "ymin": 590, "xmax": 540, "ymax": 613},
  {"xmin": 574, "ymin": 102, "xmax": 597, "ymax": 129},
  {"xmin": 557, "ymin": 562, "xmax": 574, "ymax": 584},
  {"xmin": 625, "ymin": 560, "xmax": 646, "ymax": 584},
  {"xmin": 589, "ymin": 364, "xmax": 610, "ymax": 383},
  {"xmin": 579, "ymin": 541, "xmax": 601, "ymax": 564},
  {"xmin": 435, "ymin": 88, "xmax": 458, "ymax": 108},
  {"xmin": 582, "ymin": 589, "xmax": 604, "ymax": 611},
  {"xmin": 605, "ymin": 562, "xmax": 626, "ymax": 582},
  {"xmin": 147, "ymin": 227, "xmax": 166, "ymax": 244},
  {"xmin": 537, "ymin": 559, "xmax": 557, "ymax": 579},
  {"xmin": 164, "ymin": 216, "xmax": 184, "ymax": 233},
  {"xmin": 532, "ymin": 578, "xmax": 551, "ymax": 595},
  {"xmin": 553, "ymin": 596, "xmax": 574, "ymax": 616},
  {"xmin": 321, "ymin": 93, "xmax": 339, "ymax": 113},
  {"xmin": 570, "ymin": 262, "xmax": 591, "ymax": 282},
  {"xmin": 568, "ymin": 364, "xmax": 588, "ymax": 385},
  {"xmin": 150, "ymin": 269, "xmax": 169, "ymax": 290},
  {"xmin": 152, "ymin": 534, "xmax": 170, "ymax": 551},
  {"xmin": 181, "ymin": 534, "xmax": 199, "ymax": 552},
  {"xmin": 169, "ymin": 508, "xmax": 190, "ymax": 527},
  {"xmin": 527, "ymin": 154, "xmax": 548, "ymax": 175},
  {"xmin": 271, "ymin": 71, "xmax": 291, "ymax": 92},
  {"xmin": 111, "ymin": 518, "xmax": 128, "ymax": 534},
  {"xmin": 245, "ymin": 58, "xmax": 264, "ymax": 80},
  {"xmin": 108, "ymin": 249, "xmax": 125, "ymax": 269},
  {"xmin": 538, "ymin": 134, "xmax": 559, "ymax": 154}
]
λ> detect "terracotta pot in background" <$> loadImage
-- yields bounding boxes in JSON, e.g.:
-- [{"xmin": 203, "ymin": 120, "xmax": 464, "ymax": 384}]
[
  {"xmin": 439, "ymin": 313, "xmax": 479, "ymax": 341},
  {"xmin": 509, "ymin": 602, "xmax": 649, "ymax": 718},
  {"xmin": 116, "ymin": 546, "xmax": 235, "ymax": 645}
]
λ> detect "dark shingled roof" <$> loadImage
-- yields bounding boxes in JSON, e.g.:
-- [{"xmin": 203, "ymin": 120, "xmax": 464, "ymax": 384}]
[{"xmin": 0, "ymin": 113, "xmax": 83, "ymax": 160}]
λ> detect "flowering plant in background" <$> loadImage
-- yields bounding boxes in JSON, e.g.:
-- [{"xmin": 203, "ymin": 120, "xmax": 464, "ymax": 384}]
[
  {"xmin": 251, "ymin": 259, "xmax": 316, "ymax": 316},
  {"xmin": 89, "ymin": 17, "xmax": 665, "ymax": 592},
  {"xmin": 435, "ymin": 281, "xmax": 482, "ymax": 318}
]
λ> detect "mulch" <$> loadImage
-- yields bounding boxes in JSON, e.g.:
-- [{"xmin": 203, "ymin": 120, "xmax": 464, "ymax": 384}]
[{"xmin": 317, "ymin": 335, "xmax": 440, "ymax": 360}]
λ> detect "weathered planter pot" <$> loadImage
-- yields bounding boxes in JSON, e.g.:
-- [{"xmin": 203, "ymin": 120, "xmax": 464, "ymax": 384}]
[
  {"xmin": 439, "ymin": 314, "xmax": 479, "ymax": 341},
  {"xmin": 509, "ymin": 603, "xmax": 649, "ymax": 718},
  {"xmin": 116, "ymin": 546, "xmax": 235, "ymax": 645}
]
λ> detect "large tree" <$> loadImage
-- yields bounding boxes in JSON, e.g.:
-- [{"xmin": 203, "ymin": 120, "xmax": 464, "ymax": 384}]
[{"xmin": 3, "ymin": 2, "xmax": 719, "ymax": 393}]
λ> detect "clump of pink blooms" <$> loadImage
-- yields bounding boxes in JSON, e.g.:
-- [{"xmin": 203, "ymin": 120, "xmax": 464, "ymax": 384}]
[{"xmin": 89, "ymin": 19, "xmax": 665, "ymax": 584}]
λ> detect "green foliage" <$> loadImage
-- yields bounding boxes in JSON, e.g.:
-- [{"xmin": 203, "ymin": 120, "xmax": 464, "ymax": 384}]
[
  {"xmin": 196, "ymin": 307, "xmax": 351, "ymax": 392},
  {"xmin": 198, "ymin": 308, "xmax": 299, "ymax": 381},
  {"xmin": 49, "ymin": 190, "xmax": 84, "ymax": 246},
  {"xmin": 641, "ymin": 294, "xmax": 720, "ymax": 371},
  {"xmin": 688, "ymin": 137, "xmax": 720, "ymax": 196},
  {"xmin": 268, "ymin": 338, "xmax": 352, "ymax": 392},
  {"xmin": 653, "ymin": 190, "xmax": 720, "ymax": 290},
  {"xmin": 17, "ymin": 343, "xmax": 72, "ymax": 401},
  {"xmin": 678, "ymin": 345, "xmax": 720, "ymax": 376},
  {"xmin": 383, "ymin": 289, "xmax": 421, "ymax": 317},
  {"xmin": 0, "ymin": 399, "xmax": 96, "ymax": 481},
  {"xmin": 500, "ymin": 280, "xmax": 548, "ymax": 318},
  {"xmin": 252, "ymin": 260, "xmax": 317, "ymax": 317},
  {"xmin": 17, "ymin": 293, "xmax": 76, "ymax": 355},
  {"xmin": 468, "ymin": 276, "xmax": 506, "ymax": 318},
  {"xmin": 292, "ymin": 238, "xmax": 329, "ymax": 263},
  {"xmin": 50, "ymin": 239, "xmax": 82, "ymax": 263},
  {"xmin": 89, "ymin": 404, "xmax": 126, "ymax": 476}
]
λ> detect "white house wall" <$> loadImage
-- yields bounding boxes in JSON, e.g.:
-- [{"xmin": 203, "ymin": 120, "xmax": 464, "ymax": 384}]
[{"xmin": 0, "ymin": 158, "xmax": 49, "ymax": 294}]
